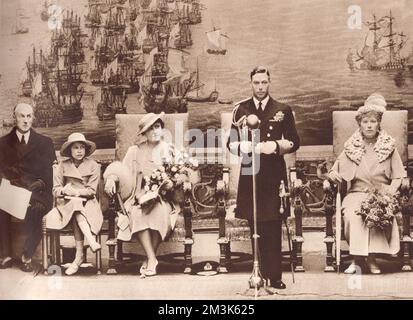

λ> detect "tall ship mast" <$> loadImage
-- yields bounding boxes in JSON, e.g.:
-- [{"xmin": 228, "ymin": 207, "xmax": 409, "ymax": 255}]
[{"xmin": 185, "ymin": 56, "xmax": 218, "ymax": 103}]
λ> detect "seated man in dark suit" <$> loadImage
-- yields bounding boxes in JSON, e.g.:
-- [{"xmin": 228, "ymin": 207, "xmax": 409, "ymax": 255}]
[{"xmin": 0, "ymin": 103, "xmax": 56, "ymax": 272}]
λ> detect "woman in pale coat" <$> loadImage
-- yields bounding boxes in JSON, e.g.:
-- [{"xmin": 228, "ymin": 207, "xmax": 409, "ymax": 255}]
[
  {"xmin": 104, "ymin": 112, "xmax": 178, "ymax": 277},
  {"xmin": 329, "ymin": 94, "xmax": 406, "ymax": 274},
  {"xmin": 46, "ymin": 133, "xmax": 103, "ymax": 275}
]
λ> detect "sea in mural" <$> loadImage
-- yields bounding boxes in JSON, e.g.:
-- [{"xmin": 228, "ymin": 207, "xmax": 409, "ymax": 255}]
[{"xmin": 1, "ymin": 0, "xmax": 413, "ymax": 149}]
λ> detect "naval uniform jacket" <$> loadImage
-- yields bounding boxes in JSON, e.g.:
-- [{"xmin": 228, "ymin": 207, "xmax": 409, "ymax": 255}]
[
  {"xmin": 0, "ymin": 127, "xmax": 56, "ymax": 210},
  {"xmin": 227, "ymin": 97, "xmax": 300, "ymax": 222}
]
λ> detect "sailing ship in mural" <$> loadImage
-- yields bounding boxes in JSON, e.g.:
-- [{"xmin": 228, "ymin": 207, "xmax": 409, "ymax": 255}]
[
  {"xmin": 186, "ymin": 57, "xmax": 218, "ymax": 102},
  {"xmin": 20, "ymin": 11, "xmax": 86, "ymax": 127},
  {"xmin": 206, "ymin": 25, "xmax": 228, "ymax": 55},
  {"xmin": 96, "ymin": 85, "xmax": 128, "ymax": 120},
  {"xmin": 14, "ymin": 0, "xmax": 207, "ymax": 126},
  {"xmin": 347, "ymin": 10, "xmax": 412, "ymax": 71},
  {"xmin": 12, "ymin": 9, "xmax": 29, "ymax": 34},
  {"xmin": 141, "ymin": 46, "xmax": 192, "ymax": 113}
]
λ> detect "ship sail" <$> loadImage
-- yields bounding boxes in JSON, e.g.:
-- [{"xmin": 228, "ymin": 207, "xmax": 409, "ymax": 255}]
[
  {"xmin": 137, "ymin": 25, "xmax": 147, "ymax": 44},
  {"xmin": 140, "ymin": 47, "xmax": 158, "ymax": 87},
  {"xmin": 32, "ymin": 72, "xmax": 43, "ymax": 97},
  {"xmin": 206, "ymin": 27, "xmax": 227, "ymax": 54},
  {"xmin": 147, "ymin": 0, "xmax": 157, "ymax": 11},
  {"xmin": 169, "ymin": 23, "xmax": 180, "ymax": 46},
  {"xmin": 164, "ymin": 48, "xmax": 188, "ymax": 85},
  {"xmin": 103, "ymin": 57, "xmax": 118, "ymax": 82},
  {"xmin": 206, "ymin": 29, "xmax": 221, "ymax": 49},
  {"xmin": 167, "ymin": 1, "xmax": 175, "ymax": 11}
]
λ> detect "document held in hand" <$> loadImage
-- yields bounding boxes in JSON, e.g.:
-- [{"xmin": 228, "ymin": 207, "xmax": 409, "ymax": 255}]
[{"xmin": 0, "ymin": 178, "xmax": 32, "ymax": 220}]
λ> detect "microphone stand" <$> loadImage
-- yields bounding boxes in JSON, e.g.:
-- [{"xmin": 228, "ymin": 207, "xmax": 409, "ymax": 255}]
[
  {"xmin": 238, "ymin": 115, "xmax": 274, "ymax": 298},
  {"xmin": 248, "ymin": 126, "xmax": 265, "ymax": 298}
]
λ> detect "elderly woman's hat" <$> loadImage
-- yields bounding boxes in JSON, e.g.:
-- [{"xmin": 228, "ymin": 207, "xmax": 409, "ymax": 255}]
[
  {"xmin": 137, "ymin": 112, "xmax": 165, "ymax": 136},
  {"xmin": 60, "ymin": 133, "xmax": 96, "ymax": 157},
  {"xmin": 356, "ymin": 93, "xmax": 387, "ymax": 119}
]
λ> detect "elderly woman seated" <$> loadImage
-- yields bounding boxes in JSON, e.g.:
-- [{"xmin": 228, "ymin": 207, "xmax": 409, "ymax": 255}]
[
  {"xmin": 103, "ymin": 113, "xmax": 181, "ymax": 277},
  {"xmin": 328, "ymin": 94, "xmax": 406, "ymax": 274}
]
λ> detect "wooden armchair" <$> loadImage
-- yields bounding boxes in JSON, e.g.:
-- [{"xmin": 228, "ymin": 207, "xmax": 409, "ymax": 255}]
[
  {"xmin": 105, "ymin": 113, "xmax": 195, "ymax": 274},
  {"xmin": 214, "ymin": 112, "xmax": 305, "ymax": 273},
  {"xmin": 323, "ymin": 110, "xmax": 412, "ymax": 272}
]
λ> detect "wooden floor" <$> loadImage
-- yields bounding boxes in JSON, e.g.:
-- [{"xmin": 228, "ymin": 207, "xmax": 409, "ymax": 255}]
[{"xmin": 1, "ymin": 232, "xmax": 413, "ymax": 300}]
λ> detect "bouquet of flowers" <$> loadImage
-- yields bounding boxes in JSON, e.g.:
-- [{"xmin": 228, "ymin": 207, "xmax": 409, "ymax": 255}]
[
  {"xmin": 138, "ymin": 151, "xmax": 199, "ymax": 208},
  {"xmin": 355, "ymin": 189, "xmax": 401, "ymax": 230}
]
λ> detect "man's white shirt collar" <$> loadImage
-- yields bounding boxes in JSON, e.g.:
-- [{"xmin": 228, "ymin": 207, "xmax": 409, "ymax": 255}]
[
  {"xmin": 16, "ymin": 130, "xmax": 30, "ymax": 143},
  {"xmin": 253, "ymin": 96, "xmax": 270, "ymax": 110}
]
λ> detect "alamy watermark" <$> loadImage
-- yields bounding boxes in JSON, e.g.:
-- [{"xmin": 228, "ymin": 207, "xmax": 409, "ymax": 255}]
[{"xmin": 347, "ymin": 5, "xmax": 362, "ymax": 30}]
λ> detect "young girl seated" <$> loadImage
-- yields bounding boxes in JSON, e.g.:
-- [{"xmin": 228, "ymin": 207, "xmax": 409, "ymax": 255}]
[{"xmin": 46, "ymin": 133, "xmax": 103, "ymax": 275}]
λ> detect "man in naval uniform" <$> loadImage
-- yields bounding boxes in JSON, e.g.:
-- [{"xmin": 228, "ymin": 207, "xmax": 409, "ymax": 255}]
[{"xmin": 227, "ymin": 66, "xmax": 300, "ymax": 289}]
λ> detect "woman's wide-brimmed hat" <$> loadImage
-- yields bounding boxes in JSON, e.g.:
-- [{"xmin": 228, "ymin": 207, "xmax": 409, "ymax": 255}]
[
  {"xmin": 136, "ymin": 112, "xmax": 165, "ymax": 136},
  {"xmin": 356, "ymin": 93, "xmax": 387, "ymax": 119},
  {"xmin": 60, "ymin": 132, "xmax": 96, "ymax": 158}
]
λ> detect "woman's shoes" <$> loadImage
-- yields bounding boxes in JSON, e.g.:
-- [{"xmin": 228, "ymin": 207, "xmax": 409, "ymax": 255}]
[
  {"xmin": 367, "ymin": 259, "xmax": 381, "ymax": 274},
  {"xmin": 0, "ymin": 257, "xmax": 13, "ymax": 269},
  {"xmin": 65, "ymin": 259, "xmax": 84, "ymax": 276},
  {"xmin": 344, "ymin": 262, "xmax": 358, "ymax": 274},
  {"xmin": 139, "ymin": 260, "xmax": 148, "ymax": 275},
  {"xmin": 144, "ymin": 260, "xmax": 158, "ymax": 277}
]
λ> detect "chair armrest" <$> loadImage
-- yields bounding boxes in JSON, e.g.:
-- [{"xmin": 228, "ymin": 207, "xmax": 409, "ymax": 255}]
[
  {"xmin": 398, "ymin": 177, "xmax": 412, "ymax": 238},
  {"xmin": 182, "ymin": 182, "xmax": 193, "ymax": 239},
  {"xmin": 216, "ymin": 167, "xmax": 230, "ymax": 197}
]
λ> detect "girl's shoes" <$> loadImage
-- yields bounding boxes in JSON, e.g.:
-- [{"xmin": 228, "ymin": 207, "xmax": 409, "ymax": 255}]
[
  {"xmin": 144, "ymin": 260, "xmax": 158, "ymax": 277},
  {"xmin": 0, "ymin": 257, "xmax": 12, "ymax": 269}
]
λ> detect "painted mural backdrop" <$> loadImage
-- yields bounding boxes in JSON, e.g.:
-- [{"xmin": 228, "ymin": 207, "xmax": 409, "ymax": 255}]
[{"xmin": 1, "ymin": 0, "xmax": 413, "ymax": 148}]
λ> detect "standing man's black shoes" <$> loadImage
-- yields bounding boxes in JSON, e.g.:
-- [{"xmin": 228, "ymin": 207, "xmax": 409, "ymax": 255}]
[
  {"xmin": 270, "ymin": 279, "xmax": 286, "ymax": 289},
  {"xmin": 20, "ymin": 262, "xmax": 34, "ymax": 272}
]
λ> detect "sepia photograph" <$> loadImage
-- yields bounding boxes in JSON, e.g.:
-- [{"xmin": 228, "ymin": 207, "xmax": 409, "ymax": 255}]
[{"xmin": 1, "ymin": 0, "xmax": 413, "ymax": 303}]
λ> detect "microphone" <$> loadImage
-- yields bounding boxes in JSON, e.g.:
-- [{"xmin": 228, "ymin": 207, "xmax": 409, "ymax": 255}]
[{"xmin": 246, "ymin": 114, "xmax": 260, "ymax": 129}]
